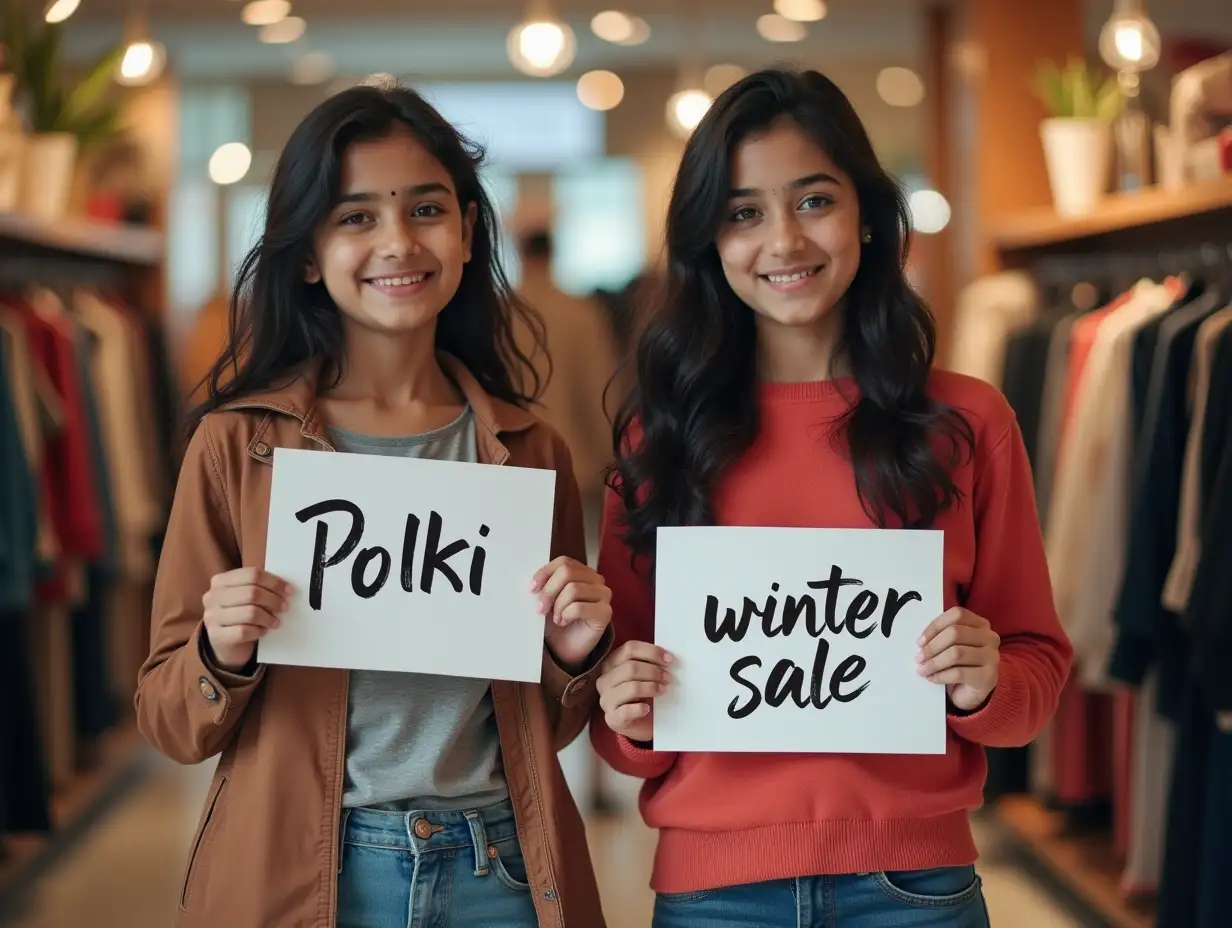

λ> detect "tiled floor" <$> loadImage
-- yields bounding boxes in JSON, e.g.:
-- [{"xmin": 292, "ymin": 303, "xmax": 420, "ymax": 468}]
[{"xmin": 5, "ymin": 751, "xmax": 1088, "ymax": 927}]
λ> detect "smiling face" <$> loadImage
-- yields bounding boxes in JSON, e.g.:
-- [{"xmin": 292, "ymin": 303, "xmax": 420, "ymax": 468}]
[
  {"xmin": 307, "ymin": 126, "xmax": 477, "ymax": 336},
  {"xmin": 715, "ymin": 118, "xmax": 863, "ymax": 336}
]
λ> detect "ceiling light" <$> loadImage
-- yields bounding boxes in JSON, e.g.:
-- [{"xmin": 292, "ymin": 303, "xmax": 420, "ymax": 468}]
[
  {"xmin": 242, "ymin": 0, "xmax": 290, "ymax": 27},
  {"xmin": 876, "ymin": 67, "xmax": 925, "ymax": 107},
  {"xmin": 774, "ymin": 0, "xmax": 827, "ymax": 22},
  {"xmin": 507, "ymin": 17, "xmax": 576, "ymax": 77},
  {"xmin": 43, "ymin": 0, "xmax": 79, "ymax": 24},
  {"xmin": 260, "ymin": 16, "xmax": 306, "ymax": 44},
  {"xmin": 116, "ymin": 40, "xmax": 166, "ymax": 86},
  {"xmin": 616, "ymin": 15, "xmax": 650, "ymax": 45},
  {"xmin": 908, "ymin": 189, "xmax": 951, "ymax": 234},
  {"xmin": 757, "ymin": 14, "xmax": 807, "ymax": 43},
  {"xmin": 666, "ymin": 88, "xmax": 712, "ymax": 139},
  {"xmin": 576, "ymin": 70, "xmax": 625, "ymax": 111},
  {"xmin": 591, "ymin": 10, "xmax": 633, "ymax": 43},
  {"xmin": 209, "ymin": 142, "xmax": 253, "ymax": 186}
]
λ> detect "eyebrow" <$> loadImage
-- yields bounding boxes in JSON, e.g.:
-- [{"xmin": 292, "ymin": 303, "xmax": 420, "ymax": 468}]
[
  {"xmin": 337, "ymin": 181, "xmax": 452, "ymax": 204},
  {"xmin": 728, "ymin": 172, "xmax": 840, "ymax": 199}
]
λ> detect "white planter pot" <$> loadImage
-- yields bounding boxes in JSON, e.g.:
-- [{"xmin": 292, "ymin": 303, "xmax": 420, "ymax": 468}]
[
  {"xmin": 1040, "ymin": 118, "xmax": 1111, "ymax": 217},
  {"xmin": 20, "ymin": 132, "xmax": 78, "ymax": 221}
]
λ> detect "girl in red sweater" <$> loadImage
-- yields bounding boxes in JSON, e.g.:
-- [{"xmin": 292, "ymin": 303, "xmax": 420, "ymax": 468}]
[{"xmin": 591, "ymin": 67, "xmax": 1073, "ymax": 927}]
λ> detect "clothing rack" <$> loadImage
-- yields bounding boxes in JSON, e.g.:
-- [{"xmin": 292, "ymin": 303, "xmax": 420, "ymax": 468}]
[
  {"xmin": 0, "ymin": 210, "xmax": 168, "ymax": 919},
  {"xmin": 972, "ymin": 182, "xmax": 1232, "ymax": 928}
]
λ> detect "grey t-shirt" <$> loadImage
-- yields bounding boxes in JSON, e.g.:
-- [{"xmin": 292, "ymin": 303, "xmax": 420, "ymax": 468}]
[{"xmin": 329, "ymin": 408, "xmax": 509, "ymax": 811}]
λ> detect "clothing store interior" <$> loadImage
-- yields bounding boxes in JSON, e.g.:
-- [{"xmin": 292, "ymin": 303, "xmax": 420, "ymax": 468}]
[{"xmin": 0, "ymin": 0, "xmax": 1230, "ymax": 925}]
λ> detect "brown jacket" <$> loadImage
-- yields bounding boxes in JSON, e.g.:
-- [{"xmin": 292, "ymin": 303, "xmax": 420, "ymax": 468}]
[{"xmin": 135, "ymin": 355, "xmax": 610, "ymax": 927}]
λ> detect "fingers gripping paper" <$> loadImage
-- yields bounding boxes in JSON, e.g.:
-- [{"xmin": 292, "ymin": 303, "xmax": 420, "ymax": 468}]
[{"xmin": 653, "ymin": 527, "xmax": 946, "ymax": 754}]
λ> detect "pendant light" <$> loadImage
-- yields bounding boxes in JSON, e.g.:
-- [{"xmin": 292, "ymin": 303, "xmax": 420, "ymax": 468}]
[{"xmin": 507, "ymin": 0, "xmax": 575, "ymax": 78}]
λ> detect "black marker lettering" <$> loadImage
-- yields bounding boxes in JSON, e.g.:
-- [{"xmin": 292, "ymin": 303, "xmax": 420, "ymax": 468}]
[
  {"xmin": 844, "ymin": 590, "xmax": 880, "ymax": 639},
  {"xmin": 727, "ymin": 656, "xmax": 763, "ymax": 719},
  {"xmin": 881, "ymin": 588, "xmax": 922, "ymax": 638},
  {"xmin": 420, "ymin": 510, "xmax": 469, "ymax": 594},
  {"xmin": 400, "ymin": 514, "xmax": 420, "ymax": 592},
  {"xmin": 469, "ymin": 525, "xmax": 490, "ymax": 595},
  {"xmin": 806, "ymin": 564, "xmax": 863, "ymax": 635},
  {"xmin": 352, "ymin": 546, "xmax": 391, "ymax": 598},
  {"xmin": 295, "ymin": 499, "xmax": 365, "ymax": 610}
]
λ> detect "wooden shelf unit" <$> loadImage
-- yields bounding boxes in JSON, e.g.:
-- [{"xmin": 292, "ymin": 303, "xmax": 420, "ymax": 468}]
[
  {"xmin": 989, "ymin": 176, "xmax": 1232, "ymax": 260},
  {"xmin": 0, "ymin": 211, "xmax": 163, "ymax": 266},
  {"xmin": 996, "ymin": 796, "xmax": 1155, "ymax": 928}
]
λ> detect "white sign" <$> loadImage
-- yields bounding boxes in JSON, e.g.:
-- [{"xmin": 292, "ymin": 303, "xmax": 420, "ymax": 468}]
[
  {"xmin": 260, "ymin": 448, "xmax": 556, "ymax": 682},
  {"xmin": 653, "ymin": 527, "xmax": 945, "ymax": 754}
]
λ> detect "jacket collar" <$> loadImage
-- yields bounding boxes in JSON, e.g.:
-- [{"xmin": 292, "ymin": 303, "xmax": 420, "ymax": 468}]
[{"xmin": 219, "ymin": 352, "xmax": 538, "ymax": 461}]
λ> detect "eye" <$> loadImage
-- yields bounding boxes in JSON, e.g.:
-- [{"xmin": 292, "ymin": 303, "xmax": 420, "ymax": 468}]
[
  {"xmin": 729, "ymin": 206, "xmax": 760, "ymax": 224},
  {"xmin": 413, "ymin": 203, "xmax": 445, "ymax": 218},
  {"xmin": 339, "ymin": 211, "xmax": 371, "ymax": 226},
  {"xmin": 799, "ymin": 194, "xmax": 834, "ymax": 211}
]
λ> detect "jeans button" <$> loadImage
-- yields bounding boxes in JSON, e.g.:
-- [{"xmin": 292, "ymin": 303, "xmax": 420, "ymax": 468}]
[{"xmin": 413, "ymin": 817, "xmax": 433, "ymax": 839}]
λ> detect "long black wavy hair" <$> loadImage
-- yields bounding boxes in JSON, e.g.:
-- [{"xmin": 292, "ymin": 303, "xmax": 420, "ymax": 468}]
[
  {"xmin": 610, "ymin": 67, "xmax": 974, "ymax": 559},
  {"xmin": 189, "ymin": 84, "xmax": 545, "ymax": 433}
]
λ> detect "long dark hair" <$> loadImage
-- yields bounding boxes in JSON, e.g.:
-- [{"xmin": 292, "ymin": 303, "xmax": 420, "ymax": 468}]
[
  {"xmin": 610, "ymin": 67, "xmax": 974, "ymax": 559},
  {"xmin": 189, "ymin": 84, "xmax": 545, "ymax": 433}
]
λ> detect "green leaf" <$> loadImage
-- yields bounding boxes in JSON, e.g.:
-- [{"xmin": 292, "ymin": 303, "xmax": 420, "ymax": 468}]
[
  {"xmin": 67, "ymin": 101, "xmax": 123, "ymax": 150},
  {"xmin": 62, "ymin": 44, "xmax": 125, "ymax": 126}
]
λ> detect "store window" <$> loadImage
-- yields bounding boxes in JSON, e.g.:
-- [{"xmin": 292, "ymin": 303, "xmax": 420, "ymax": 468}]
[{"xmin": 551, "ymin": 159, "xmax": 645, "ymax": 296}]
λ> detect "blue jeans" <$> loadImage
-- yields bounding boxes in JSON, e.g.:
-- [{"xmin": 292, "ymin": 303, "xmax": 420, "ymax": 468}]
[
  {"xmin": 653, "ymin": 866, "xmax": 990, "ymax": 928},
  {"xmin": 336, "ymin": 799, "xmax": 538, "ymax": 928}
]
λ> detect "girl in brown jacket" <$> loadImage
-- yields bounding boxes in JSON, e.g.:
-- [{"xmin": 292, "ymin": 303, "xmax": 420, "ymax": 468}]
[{"xmin": 136, "ymin": 84, "xmax": 612, "ymax": 927}]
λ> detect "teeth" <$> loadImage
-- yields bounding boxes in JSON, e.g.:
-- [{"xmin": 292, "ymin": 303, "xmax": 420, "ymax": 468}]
[
  {"xmin": 371, "ymin": 274, "xmax": 427, "ymax": 286},
  {"xmin": 766, "ymin": 268, "xmax": 819, "ymax": 283}
]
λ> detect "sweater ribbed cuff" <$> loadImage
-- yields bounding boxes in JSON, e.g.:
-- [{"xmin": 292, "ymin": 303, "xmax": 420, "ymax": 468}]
[{"xmin": 945, "ymin": 657, "xmax": 1030, "ymax": 747}]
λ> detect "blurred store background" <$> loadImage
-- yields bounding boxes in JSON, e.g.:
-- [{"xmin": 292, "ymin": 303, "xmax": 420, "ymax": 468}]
[{"xmin": 1, "ymin": 0, "xmax": 1231, "ymax": 926}]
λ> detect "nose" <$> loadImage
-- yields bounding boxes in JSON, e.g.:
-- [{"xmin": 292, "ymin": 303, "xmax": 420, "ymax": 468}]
[
  {"xmin": 377, "ymin": 214, "xmax": 420, "ymax": 259},
  {"xmin": 766, "ymin": 209, "xmax": 806, "ymax": 258}
]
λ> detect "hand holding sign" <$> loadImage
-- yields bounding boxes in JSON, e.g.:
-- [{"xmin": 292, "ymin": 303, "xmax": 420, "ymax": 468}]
[
  {"xmin": 596, "ymin": 641, "xmax": 675, "ymax": 742},
  {"xmin": 916, "ymin": 607, "xmax": 1000, "ymax": 711},
  {"xmin": 531, "ymin": 557, "xmax": 614, "ymax": 671},
  {"xmin": 202, "ymin": 567, "xmax": 294, "ymax": 673}
]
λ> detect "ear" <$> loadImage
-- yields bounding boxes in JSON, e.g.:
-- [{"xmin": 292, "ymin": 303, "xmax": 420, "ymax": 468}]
[
  {"xmin": 461, "ymin": 201, "xmax": 478, "ymax": 264},
  {"xmin": 304, "ymin": 257, "xmax": 322, "ymax": 284}
]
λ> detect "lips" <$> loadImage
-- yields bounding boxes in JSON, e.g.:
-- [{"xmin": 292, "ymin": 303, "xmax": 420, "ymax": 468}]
[
  {"xmin": 761, "ymin": 266, "xmax": 822, "ymax": 284},
  {"xmin": 366, "ymin": 273, "xmax": 431, "ymax": 286}
]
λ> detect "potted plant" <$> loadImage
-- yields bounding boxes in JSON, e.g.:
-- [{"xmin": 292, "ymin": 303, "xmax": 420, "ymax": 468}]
[
  {"xmin": 1033, "ymin": 57, "xmax": 1124, "ymax": 217},
  {"xmin": 2, "ymin": 6, "xmax": 124, "ymax": 220}
]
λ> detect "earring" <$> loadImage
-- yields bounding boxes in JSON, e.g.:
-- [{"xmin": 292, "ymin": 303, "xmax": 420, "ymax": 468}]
[{"xmin": 861, "ymin": 230, "xmax": 872, "ymax": 243}]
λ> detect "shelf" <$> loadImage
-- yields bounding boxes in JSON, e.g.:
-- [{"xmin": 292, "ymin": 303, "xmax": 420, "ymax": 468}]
[
  {"xmin": 0, "ymin": 212, "xmax": 164, "ymax": 266},
  {"xmin": 989, "ymin": 176, "xmax": 1232, "ymax": 253},
  {"xmin": 995, "ymin": 795, "xmax": 1155, "ymax": 928},
  {"xmin": 0, "ymin": 724, "xmax": 148, "ymax": 911}
]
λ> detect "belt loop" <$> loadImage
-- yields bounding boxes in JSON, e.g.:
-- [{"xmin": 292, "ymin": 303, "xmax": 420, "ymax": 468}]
[
  {"xmin": 337, "ymin": 808, "xmax": 352, "ymax": 875},
  {"xmin": 463, "ymin": 810, "xmax": 489, "ymax": 877}
]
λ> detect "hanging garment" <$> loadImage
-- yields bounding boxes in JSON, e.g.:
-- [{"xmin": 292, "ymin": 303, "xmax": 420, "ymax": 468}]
[
  {"xmin": 1033, "ymin": 313, "xmax": 1079, "ymax": 528},
  {"xmin": 1122, "ymin": 671, "xmax": 1175, "ymax": 896},
  {"xmin": 75, "ymin": 290, "xmax": 163, "ymax": 583},
  {"xmin": 1162, "ymin": 307, "xmax": 1232, "ymax": 612},
  {"xmin": 1048, "ymin": 281, "xmax": 1175, "ymax": 689},
  {"xmin": 947, "ymin": 271, "xmax": 1038, "ymax": 386},
  {"xmin": 1187, "ymin": 324, "xmax": 1232, "ymax": 715},
  {"xmin": 1111, "ymin": 290, "xmax": 1223, "ymax": 716}
]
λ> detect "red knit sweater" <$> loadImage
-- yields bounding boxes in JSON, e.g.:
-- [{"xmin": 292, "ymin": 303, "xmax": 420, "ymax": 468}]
[{"xmin": 589, "ymin": 371, "xmax": 1073, "ymax": 894}]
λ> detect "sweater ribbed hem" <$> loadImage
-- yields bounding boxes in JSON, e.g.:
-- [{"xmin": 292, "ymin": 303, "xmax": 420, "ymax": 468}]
[{"xmin": 649, "ymin": 811, "xmax": 978, "ymax": 894}]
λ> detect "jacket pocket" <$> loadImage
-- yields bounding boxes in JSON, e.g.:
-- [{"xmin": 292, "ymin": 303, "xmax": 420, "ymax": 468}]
[{"xmin": 179, "ymin": 774, "xmax": 227, "ymax": 911}]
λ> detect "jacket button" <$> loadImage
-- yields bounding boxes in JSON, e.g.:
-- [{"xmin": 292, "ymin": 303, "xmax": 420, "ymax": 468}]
[
  {"xmin": 198, "ymin": 677, "xmax": 219, "ymax": 701},
  {"xmin": 253, "ymin": 441, "xmax": 271, "ymax": 457},
  {"xmin": 413, "ymin": 818, "xmax": 433, "ymax": 839}
]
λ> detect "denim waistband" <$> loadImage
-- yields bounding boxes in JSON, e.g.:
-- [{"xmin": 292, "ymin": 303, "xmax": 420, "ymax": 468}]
[{"xmin": 340, "ymin": 798, "xmax": 519, "ymax": 867}]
